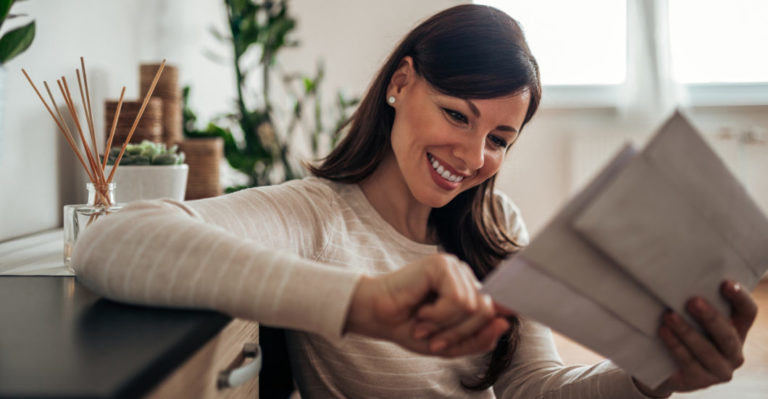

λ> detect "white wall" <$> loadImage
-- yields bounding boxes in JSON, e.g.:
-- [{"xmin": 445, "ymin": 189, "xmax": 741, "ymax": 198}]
[
  {"xmin": 1, "ymin": 0, "xmax": 152, "ymax": 240},
  {"xmin": 1, "ymin": 0, "xmax": 766, "ymax": 241},
  {"xmin": 0, "ymin": 0, "xmax": 230, "ymax": 241}
]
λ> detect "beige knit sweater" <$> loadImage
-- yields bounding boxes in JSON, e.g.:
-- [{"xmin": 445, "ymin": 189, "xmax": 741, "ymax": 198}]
[{"xmin": 72, "ymin": 177, "xmax": 651, "ymax": 398}]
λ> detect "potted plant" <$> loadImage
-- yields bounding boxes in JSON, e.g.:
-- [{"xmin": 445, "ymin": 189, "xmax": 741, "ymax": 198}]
[
  {"xmin": 193, "ymin": 0, "xmax": 357, "ymax": 191},
  {"xmin": 105, "ymin": 140, "xmax": 189, "ymax": 203}
]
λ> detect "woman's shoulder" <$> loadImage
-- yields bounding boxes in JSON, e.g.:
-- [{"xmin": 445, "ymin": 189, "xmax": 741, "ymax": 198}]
[
  {"xmin": 236, "ymin": 176, "xmax": 339, "ymax": 201},
  {"xmin": 493, "ymin": 191, "xmax": 530, "ymax": 246}
]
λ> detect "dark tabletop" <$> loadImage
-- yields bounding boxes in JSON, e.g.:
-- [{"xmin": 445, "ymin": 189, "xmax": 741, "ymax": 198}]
[{"xmin": 0, "ymin": 276, "xmax": 230, "ymax": 399}]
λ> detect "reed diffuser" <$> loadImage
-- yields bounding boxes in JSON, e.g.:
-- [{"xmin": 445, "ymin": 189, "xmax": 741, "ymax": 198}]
[{"xmin": 22, "ymin": 58, "xmax": 166, "ymax": 270}]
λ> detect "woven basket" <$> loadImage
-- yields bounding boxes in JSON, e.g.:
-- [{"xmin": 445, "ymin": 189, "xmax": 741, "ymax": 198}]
[
  {"xmin": 104, "ymin": 98, "xmax": 163, "ymax": 147},
  {"xmin": 178, "ymin": 138, "xmax": 223, "ymax": 200},
  {"xmin": 140, "ymin": 63, "xmax": 182, "ymax": 147}
]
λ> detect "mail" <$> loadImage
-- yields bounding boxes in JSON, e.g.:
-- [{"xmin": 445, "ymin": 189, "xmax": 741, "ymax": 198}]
[{"xmin": 482, "ymin": 111, "xmax": 768, "ymax": 388}]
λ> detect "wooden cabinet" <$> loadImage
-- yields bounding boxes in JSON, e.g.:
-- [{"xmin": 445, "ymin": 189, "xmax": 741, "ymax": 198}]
[{"xmin": 147, "ymin": 319, "xmax": 260, "ymax": 399}]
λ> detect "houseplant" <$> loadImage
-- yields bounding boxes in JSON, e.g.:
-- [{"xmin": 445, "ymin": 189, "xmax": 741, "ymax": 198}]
[
  {"xmin": 192, "ymin": 0, "xmax": 358, "ymax": 191},
  {"xmin": 106, "ymin": 140, "xmax": 189, "ymax": 203}
]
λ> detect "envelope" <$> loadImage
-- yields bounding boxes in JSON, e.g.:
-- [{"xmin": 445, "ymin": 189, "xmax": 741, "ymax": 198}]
[
  {"xmin": 483, "ymin": 111, "xmax": 768, "ymax": 389},
  {"xmin": 572, "ymin": 111, "xmax": 768, "ymax": 320},
  {"xmin": 515, "ymin": 146, "xmax": 667, "ymax": 338},
  {"xmin": 482, "ymin": 254, "xmax": 676, "ymax": 388}
]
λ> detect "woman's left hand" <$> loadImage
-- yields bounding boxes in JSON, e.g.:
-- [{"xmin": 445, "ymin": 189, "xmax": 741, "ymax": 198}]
[{"xmin": 635, "ymin": 280, "xmax": 758, "ymax": 398}]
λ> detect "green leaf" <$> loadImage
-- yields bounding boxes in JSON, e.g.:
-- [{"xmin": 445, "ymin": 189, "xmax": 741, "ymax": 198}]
[
  {"xmin": 208, "ymin": 25, "xmax": 230, "ymax": 43},
  {"xmin": 0, "ymin": 0, "xmax": 14, "ymax": 29},
  {"xmin": 0, "ymin": 20, "xmax": 34, "ymax": 64},
  {"xmin": 302, "ymin": 77, "xmax": 315, "ymax": 93}
]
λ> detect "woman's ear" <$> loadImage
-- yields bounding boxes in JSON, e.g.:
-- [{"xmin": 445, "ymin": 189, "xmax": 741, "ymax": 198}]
[{"xmin": 387, "ymin": 56, "xmax": 415, "ymax": 102}]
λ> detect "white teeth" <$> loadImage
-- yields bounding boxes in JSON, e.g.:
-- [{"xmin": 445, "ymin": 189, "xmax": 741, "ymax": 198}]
[{"xmin": 428, "ymin": 154, "xmax": 464, "ymax": 183}]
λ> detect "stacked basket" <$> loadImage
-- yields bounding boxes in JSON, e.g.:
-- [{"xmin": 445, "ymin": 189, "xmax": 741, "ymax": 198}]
[
  {"xmin": 104, "ymin": 98, "xmax": 163, "ymax": 145},
  {"xmin": 103, "ymin": 63, "xmax": 224, "ymax": 201},
  {"xmin": 178, "ymin": 138, "xmax": 224, "ymax": 200},
  {"xmin": 140, "ymin": 63, "xmax": 182, "ymax": 146}
]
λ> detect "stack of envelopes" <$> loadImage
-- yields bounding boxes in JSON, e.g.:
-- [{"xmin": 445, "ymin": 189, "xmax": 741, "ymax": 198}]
[{"xmin": 482, "ymin": 111, "xmax": 768, "ymax": 388}]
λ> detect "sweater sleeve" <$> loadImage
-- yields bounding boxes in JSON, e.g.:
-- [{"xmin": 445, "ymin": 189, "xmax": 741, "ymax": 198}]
[
  {"xmin": 493, "ymin": 320, "xmax": 652, "ymax": 399},
  {"xmin": 71, "ymin": 178, "xmax": 363, "ymax": 340}
]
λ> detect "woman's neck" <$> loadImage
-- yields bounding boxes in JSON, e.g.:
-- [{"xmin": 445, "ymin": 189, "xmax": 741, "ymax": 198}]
[{"xmin": 359, "ymin": 154, "xmax": 434, "ymax": 244}]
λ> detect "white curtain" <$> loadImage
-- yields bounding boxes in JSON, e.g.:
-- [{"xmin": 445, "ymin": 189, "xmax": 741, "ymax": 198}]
[{"xmin": 620, "ymin": 0, "xmax": 687, "ymax": 128}]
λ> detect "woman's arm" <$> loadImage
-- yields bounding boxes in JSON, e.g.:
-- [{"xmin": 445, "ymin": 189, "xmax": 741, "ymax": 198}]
[
  {"xmin": 73, "ymin": 181, "xmax": 510, "ymax": 355},
  {"xmin": 72, "ymin": 187, "xmax": 358, "ymax": 339}
]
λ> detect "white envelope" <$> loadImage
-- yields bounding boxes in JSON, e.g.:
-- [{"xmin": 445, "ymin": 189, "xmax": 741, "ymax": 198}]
[
  {"xmin": 573, "ymin": 111, "xmax": 768, "ymax": 320},
  {"xmin": 514, "ymin": 146, "xmax": 667, "ymax": 338},
  {"xmin": 482, "ymin": 254, "xmax": 676, "ymax": 388},
  {"xmin": 483, "ymin": 111, "xmax": 768, "ymax": 389}
]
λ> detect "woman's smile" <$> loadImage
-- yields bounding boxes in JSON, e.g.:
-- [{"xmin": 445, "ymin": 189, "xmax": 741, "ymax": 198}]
[{"xmin": 427, "ymin": 153, "xmax": 465, "ymax": 190}]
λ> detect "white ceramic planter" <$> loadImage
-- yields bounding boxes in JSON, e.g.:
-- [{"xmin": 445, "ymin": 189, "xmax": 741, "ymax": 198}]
[{"xmin": 106, "ymin": 164, "xmax": 189, "ymax": 203}]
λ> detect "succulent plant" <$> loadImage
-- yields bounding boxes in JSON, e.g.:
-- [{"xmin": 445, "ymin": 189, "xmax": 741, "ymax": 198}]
[{"xmin": 106, "ymin": 140, "xmax": 185, "ymax": 166}]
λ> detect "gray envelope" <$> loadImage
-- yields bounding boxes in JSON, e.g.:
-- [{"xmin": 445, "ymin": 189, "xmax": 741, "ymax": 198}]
[
  {"xmin": 520, "ymin": 146, "xmax": 667, "ymax": 338},
  {"xmin": 572, "ymin": 111, "xmax": 768, "ymax": 320}
]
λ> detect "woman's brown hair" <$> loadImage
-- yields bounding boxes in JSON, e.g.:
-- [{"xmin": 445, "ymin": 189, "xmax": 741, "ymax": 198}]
[{"xmin": 310, "ymin": 4, "xmax": 541, "ymax": 390}]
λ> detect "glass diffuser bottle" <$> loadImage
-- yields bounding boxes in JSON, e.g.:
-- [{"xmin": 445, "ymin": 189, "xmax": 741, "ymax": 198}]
[{"xmin": 63, "ymin": 182, "xmax": 122, "ymax": 271}]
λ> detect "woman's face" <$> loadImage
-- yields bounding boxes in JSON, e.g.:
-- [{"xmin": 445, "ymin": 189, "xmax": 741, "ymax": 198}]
[{"xmin": 386, "ymin": 59, "xmax": 530, "ymax": 209}]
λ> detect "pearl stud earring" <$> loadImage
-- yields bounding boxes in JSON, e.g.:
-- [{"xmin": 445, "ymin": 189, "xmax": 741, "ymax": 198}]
[{"xmin": 388, "ymin": 96, "xmax": 396, "ymax": 104}]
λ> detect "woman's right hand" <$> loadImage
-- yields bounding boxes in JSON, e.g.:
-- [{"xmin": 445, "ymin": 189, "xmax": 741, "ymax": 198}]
[{"xmin": 344, "ymin": 253, "xmax": 511, "ymax": 357}]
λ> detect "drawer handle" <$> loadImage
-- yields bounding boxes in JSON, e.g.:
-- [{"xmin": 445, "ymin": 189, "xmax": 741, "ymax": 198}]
[{"xmin": 217, "ymin": 343, "xmax": 262, "ymax": 390}]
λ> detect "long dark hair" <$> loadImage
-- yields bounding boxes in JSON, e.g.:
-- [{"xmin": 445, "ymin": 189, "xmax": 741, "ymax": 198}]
[{"xmin": 311, "ymin": 4, "xmax": 541, "ymax": 390}]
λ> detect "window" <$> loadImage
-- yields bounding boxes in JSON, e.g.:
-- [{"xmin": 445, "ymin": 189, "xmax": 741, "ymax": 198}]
[
  {"xmin": 669, "ymin": 0, "xmax": 768, "ymax": 84},
  {"xmin": 476, "ymin": 0, "xmax": 626, "ymax": 86},
  {"xmin": 476, "ymin": 0, "xmax": 768, "ymax": 107}
]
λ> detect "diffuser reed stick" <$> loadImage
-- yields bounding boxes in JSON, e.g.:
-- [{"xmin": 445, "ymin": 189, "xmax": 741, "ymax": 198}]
[
  {"xmin": 21, "ymin": 57, "xmax": 165, "ymax": 212},
  {"xmin": 103, "ymin": 87, "xmax": 126, "ymax": 170},
  {"xmin": 22, "ymin": 58, "xmax": 167, "ymax": 206},
  {"xmin": 106, "ymin": 60, "xmax": 166, "ymax": 183}
]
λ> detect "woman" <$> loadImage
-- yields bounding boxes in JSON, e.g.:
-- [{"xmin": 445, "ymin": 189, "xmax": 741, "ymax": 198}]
[{"xmin": 73, "ymin": 4, "xmax": 755, "ymax": 398}]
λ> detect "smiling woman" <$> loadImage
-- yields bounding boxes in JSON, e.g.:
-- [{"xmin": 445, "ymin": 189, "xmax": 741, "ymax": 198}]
[{"xmin": 70, "ymin": 4, "xmax": 756, "ymax": 399}]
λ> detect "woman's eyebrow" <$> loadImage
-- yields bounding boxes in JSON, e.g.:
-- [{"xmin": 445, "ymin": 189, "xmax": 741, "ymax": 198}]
[
  {"xmin": 465, "ymin": 99, "xmax": 519, "ymax": 133},
  {"xmin": 464, "ymin": 99, "xmax": 481, "ymax": 117}
]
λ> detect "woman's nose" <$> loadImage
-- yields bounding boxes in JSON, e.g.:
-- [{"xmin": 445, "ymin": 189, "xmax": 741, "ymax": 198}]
[{"xmin": 452, "ymin": 137, "xmax": 485, "ymax": 171}]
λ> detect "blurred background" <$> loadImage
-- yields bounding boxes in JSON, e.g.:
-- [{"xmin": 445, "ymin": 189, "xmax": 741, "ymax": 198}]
[
  {"xmin": 0, "ymin": 1, "xmax": 766, "ymax": 397},
  {"xmin": 1, "ymin": 0, "xmax": 767, "ymax": 241}
]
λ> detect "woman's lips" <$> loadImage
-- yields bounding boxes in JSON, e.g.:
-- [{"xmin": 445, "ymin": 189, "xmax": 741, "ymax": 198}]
[{"xmin": 426, "ymin": 153, "xmax": 461, "ymax": 190}]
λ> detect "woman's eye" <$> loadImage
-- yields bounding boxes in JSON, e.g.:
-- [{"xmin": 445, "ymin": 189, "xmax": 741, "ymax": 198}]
[
  {"xmin": 443, "ymin": 108, "xmax": 468, "ymax": 124},
  {"xmin": 488, "ymin": 135, "xmax": 508, "ymax": 149}
]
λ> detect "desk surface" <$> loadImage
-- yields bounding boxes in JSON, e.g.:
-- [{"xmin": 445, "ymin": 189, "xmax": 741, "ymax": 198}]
[{"xmin": 0, "ymin": 276, "xmax": 230, "ymax": 399}]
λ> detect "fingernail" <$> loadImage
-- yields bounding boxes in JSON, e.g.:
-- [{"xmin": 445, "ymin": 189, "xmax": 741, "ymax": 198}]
[
  {"xmin": 694, "ymin": 298, "xmax": 709, "ymax": 313},
  {"xmin": 413, "ymin": 327, "xmax": 428, "ymax": 340},
  {"xmin": 723, "ymin": 280, "xmax": 741, "ymax": 293},
  {"xmin": 431, "ymin": 339, "xmax": 447, "ymax": 352}
]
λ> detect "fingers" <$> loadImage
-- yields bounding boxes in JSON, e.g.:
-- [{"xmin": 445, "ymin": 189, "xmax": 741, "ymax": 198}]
[
  {"xmin": 439, "ymin": 318, "xmax": 511, "ymax": 358},
  {"xmin": 686, "ymin": 298, "xmax": 744, "ymax": 367},
  {"xmin": 494, "ymin": 303, "xmax": 516, "ymax": 317},
  {"xmin": 424, "ymin": 294, "xmax": 499, "ymax": 353},
  {"xmin": 416, "ymin": 256, "xmax": 481, "ymax": 328},
  {"xmin": 659, "ymin": 324, "xmax": 718, "ymax": 386},
  {"xmin": 656, "ymin": 281, "xmax": 756, "ymax": 394},
  {"xmin": 721, "ymin": 280, "xmax": 758, "ymax": 341},
  {"xmin": 663, "ymin": 311, "xmax": 734, "ymax": 382}
]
